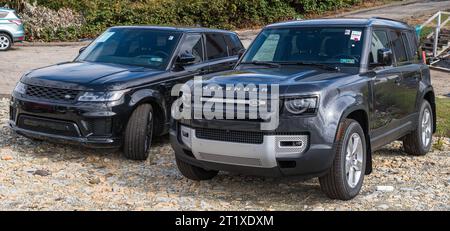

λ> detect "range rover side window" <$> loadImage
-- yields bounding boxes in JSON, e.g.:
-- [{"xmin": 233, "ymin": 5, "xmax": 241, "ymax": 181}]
[
  {"xmin": 389, "ymin": 30, "xmax": 408, "ymax": 64},
  {"xmin": 178, "ymin": 34, "xmax": 204, "ymax": 64},
  {"xmin": 205, "ymin": 33, "xmax": 228, "ymax": 60},
  {"xmin": 225, "ymin": 34, "xmax": 244, "ymax": 56},
  {"xmin": 370, "ymin": 30, "xmax": 390, "ymax": 65}
]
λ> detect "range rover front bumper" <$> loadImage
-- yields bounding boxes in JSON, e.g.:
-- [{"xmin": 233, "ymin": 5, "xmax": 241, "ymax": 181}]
[
  {"xmin": 170, "ymin": 123, "xmax": 337, "ymax": 178},
  {"xmin": 8, "ymin": 95, "xmax": 130, "ymax": 149}
]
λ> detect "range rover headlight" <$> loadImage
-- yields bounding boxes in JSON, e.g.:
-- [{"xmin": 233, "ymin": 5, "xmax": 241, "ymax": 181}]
[
  {"xmin": 13, "ymin": 82, "xmax": 27, "ymax": 95},
  {"xmin": 78, "ymin": 90, "xmax": 127, "ymax": 102},
  {"xmin": 284, "ymin": 97, "xmax": 318, "ymax": 115}
]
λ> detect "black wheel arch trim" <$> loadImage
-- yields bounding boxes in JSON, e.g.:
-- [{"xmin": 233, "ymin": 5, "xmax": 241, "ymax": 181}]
[
  {"xmin": 128, "ymin": 89, "xmax": 168, "ymax": 135},
  {"xmin": 419, "ymin": 88, "xmax": 436, "ymax": 133},
  {"xmin": 338, "ymin": 104, "xmax": 372, "ymax": 175}
]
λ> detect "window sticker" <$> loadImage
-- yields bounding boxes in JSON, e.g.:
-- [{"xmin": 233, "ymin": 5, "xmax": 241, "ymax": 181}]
[
  {"xmin": 345, "ymin": 29, "xmax": 351, "ymax": 35},
  {"xmin": 168, "ymin": 36, "xmax": 174, "ymax": 41},
  {"xmin": 340, "ymin": 59, "xmax": 355, "ymax": 64},
  {"xmin": 96, "ymin": 32, "xmax": 115, "ymax": 43},
  {"xmin": 350, "ymin": 31, "xmax": 362, "ymax": 41}
]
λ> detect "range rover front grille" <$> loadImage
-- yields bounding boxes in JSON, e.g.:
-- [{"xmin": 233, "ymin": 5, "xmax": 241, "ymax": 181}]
[
  {"xmin": 26, "ymin": 85, "xmax": 80, "ymax": 102},
  {"xmin": 195, "ymin": 128, "xmax": 264, "ymax": 144}
]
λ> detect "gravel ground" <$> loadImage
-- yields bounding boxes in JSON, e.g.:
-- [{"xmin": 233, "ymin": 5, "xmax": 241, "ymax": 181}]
[{"xmin": 0, "ymin": 98, "xmax": 449, "ymax": 211}]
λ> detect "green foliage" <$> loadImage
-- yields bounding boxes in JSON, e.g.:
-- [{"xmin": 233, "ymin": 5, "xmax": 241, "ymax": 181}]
[
  {"xmin": 1, "ymin": 0, "xmax": 365, "ymax": 41},
  {"xmin": 436, "ymin": 98, "xmax": 450, "ymax": 138}
]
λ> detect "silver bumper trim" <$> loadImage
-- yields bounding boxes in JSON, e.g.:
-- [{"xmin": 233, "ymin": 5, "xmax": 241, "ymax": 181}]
[{"xmin": 180, "ymin": 126, "xmax": 309, "ymax": 168}]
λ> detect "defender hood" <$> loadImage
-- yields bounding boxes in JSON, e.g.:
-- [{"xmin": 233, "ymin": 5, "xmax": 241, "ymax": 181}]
[{"xmin": 203, "ymin": 67, "xmax": 352, "ymax": 85}]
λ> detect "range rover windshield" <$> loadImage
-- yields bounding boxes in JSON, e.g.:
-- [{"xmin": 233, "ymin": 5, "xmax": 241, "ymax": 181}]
[
  {"xmin": 76, "ymin": 28, "xmax": 182, "ymax": 70},
  {"xmin": 242, "ymin": 27, "xmax": 365, "ymax": 67}
]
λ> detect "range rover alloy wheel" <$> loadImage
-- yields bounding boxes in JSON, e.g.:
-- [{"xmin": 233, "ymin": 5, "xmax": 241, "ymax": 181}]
[
  {"xmin": 319, "ymin": 119, "xmax": 366, "ymax": 200},
  {"xmin": 403, "ymin": 100, "xmax": 433, "ymax": 156},
  {"xmin": 124, "ymin": 104, "xmax": 154, "ymax": 160}
]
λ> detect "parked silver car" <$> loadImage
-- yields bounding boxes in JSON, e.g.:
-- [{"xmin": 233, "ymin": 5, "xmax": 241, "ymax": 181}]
[{"xmin": 0, "ymin": 7, "xmax": 24, "ymax": 51}]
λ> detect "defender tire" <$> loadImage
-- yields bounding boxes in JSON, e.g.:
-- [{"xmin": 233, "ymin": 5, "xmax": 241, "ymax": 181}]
[
  {"xmin": 403, "ymin": 100, "xmax": 433, "ymax": 156},
  {"xmin": 176, "ymin": 157, "xmax": 218, "ymax": 181},
  {"xmin": 124, "ymin": 104, "xmax": 153, "ymax": 160},
  {"xmin": 319, "ymin": 119, "xmax": 367, "ymax": 200}
]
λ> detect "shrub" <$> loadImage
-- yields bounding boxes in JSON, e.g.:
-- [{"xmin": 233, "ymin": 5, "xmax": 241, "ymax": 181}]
[{"xmin": 1, "ymin": 0, "xmax": 365, "ymax": 41}]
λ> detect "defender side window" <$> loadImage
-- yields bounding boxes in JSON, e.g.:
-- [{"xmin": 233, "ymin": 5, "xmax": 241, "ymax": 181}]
[
  {"xmin": 205, "ymin": 33, "xmax": 228, "ymax": 60},
  {"xmin": 389, "ymin": 30, "xmax": 408, "ymax": 64},
  {"xmin": 369, "ymin": 30, "xmax": 390, "ymax": 66},
  {"xmin": 406, "ymin": 31, "xmax": 420, "ymax": 62},
  {"xmin": 178, "ymin": 34, "xmax": 204, "ymax": 64}
]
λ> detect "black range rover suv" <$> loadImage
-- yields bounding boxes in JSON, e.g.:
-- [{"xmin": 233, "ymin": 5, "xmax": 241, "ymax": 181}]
[
  {"xmin": 9, "ymin": 26, "xmax": 244, "ymax": 160},
  {"xmin": 170, "ymin": 18, "xmax": 436, "ymax": 200}
]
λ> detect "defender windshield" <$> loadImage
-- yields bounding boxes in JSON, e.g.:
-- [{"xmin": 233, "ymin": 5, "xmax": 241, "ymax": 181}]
[
  {"xmin": 242, "ymin": 27, "xmax": 365, "ymax": 67},
  {"xmin": 77, "ymin": 28, "xmax": 182, "ymax": 70}
]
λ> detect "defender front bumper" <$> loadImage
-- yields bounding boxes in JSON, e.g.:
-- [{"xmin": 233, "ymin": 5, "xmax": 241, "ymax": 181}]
[{"xmin": 170, "ymin": 124, "xmax": 337, "ymax": 178}]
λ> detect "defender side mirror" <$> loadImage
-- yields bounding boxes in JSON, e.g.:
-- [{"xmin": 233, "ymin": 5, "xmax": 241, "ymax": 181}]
[{"xmin": 377, "ymin": 48, "xmax": 393, "ymax": 66}]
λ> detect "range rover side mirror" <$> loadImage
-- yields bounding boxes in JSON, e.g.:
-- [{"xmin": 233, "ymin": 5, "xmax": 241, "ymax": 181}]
[
  {"xmin": 176, "ymin": 52, "xmax": 196, "ymax": 66},
  {"xmin": 238, "ymin": 49, "xmax": 246, "ymax": 59},
  {"xmin": 79, "ymin": 46, "xmax": 87, "ymax": 54},
  {"xmin": 377, "ymin": 48, "xmax": 393, "ymax": 66}
]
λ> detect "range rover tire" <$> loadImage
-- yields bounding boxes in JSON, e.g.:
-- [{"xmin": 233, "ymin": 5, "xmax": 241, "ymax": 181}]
[
  {"xmin": 319, "ymin": 119, "xmax": 366, "ymax": 200},
  {"xmin": 403, "ymin": 100, "xmax": 433, "ymax": 156},
  {"xmin": 176, "ymin": 157, "xmax": 218, "ymax": 181},
  {"xmin": 124, "ymin": 104, "xmax": 153, "ymax": 160},
  {"xmin": 0, "ymin": 33, "xmax": 12, "ymax": 51}
]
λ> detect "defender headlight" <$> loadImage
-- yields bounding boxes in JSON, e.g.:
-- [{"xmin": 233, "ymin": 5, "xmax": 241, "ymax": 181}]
[
  {"xmin": 284, "ymin": 97, "xmax": 318, "ymax": 115},
  {"xmin": 78, "ymin": 90, "xmax": 126, "ymax": 102},
  {"xmin": 13, "ymin": 82, "xmax": 27, "ymax": 95}
]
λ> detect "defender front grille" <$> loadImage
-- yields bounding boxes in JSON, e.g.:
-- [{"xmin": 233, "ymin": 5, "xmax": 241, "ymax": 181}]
[
  {"xmin": 195, "ymin": 128, "xmax": 264, "ymax": 144},
  {"xmin": 26, "ymin": 85, "xmax": 80, "ymax": 102}
]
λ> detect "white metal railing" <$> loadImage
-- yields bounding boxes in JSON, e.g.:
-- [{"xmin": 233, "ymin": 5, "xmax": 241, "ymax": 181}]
[{"xmin": 418, "ymin": 11, "xmax": 450, "ymax": 57}]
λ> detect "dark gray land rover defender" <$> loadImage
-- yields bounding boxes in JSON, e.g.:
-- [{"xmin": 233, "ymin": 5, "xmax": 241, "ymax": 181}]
[{"xmin": 170, "ymin": 18, "xmax": 435, "ymax": 200}]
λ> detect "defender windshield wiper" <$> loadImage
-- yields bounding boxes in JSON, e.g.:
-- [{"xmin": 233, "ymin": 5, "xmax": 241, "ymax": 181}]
[
  {"xmin": 240, "ymin": 61, "xmax": 281, "ymax": 68},
  {"xmin": 278, "ymin": 62, "xmax": 340, "ymax": 72}
]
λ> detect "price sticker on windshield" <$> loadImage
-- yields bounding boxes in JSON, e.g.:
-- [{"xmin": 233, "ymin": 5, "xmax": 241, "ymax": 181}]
[{"xmin": 350, "ymin": 31, "xmax": 362, "ymax": 41}]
